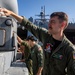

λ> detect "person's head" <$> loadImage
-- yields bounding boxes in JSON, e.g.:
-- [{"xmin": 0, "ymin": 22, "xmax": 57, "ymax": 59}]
[
  {"xmin": 48, "ymin": 12, "xmax": 68, "ymax": 35},
  {"xmin": 26, "ymin": 35, "xmax": 36, "ymax": 47}
]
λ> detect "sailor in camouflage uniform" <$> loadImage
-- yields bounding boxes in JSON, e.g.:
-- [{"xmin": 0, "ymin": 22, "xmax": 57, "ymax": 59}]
[
  {"xmin": 17, "ymin": 35, "xmax": 43, "ymax": 75},
  {"xmin": 26, "ymin": 36, "xmax": 43, "ymax": 75},
  {"xmin": 17, "ymin": 36, "xmax": 33, "ymax": 75},
  {"xmin": 1, "ymin": 8, "xmax": 75, "ymax": 75}
]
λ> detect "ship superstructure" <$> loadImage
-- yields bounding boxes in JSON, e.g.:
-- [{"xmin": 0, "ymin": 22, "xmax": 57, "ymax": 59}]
[
  {"xmin": 28, "ymin": 6, "xmax": 49, "ymax": 37},
  {"xmin": 34, "ymin": 6, "xmax": 49, "ymax": 29}
]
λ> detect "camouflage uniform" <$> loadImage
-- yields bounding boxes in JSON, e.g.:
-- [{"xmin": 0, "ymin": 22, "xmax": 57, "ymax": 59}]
[
  {"xmin": 31, "ymin": 43, "xmax": 43, "ymax": 75},
  {"xmin": 21, "ymin": 42, "xmax": 33, "ymax": 75},
  {"xmin": 21, "ymin": 41, "xmax": 43, "ymax": 75},
  {"xmin": 20, "ymin": 18, "xmax": 75, "ymax": 75}
]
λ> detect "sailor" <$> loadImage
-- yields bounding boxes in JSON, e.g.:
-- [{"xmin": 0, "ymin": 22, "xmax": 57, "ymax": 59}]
[
  {"xmin": 17, "ymin": 35, "xmax": 43, "ymax": 75},
  {"xmin": 25, "ymin": 35, "xmax": 43, "ymax": 75},
  {"xmin": 1, "ymin": 8, "xmax": 75, "ymax": 75},
  {"xmin": 17, "ymin": 35, "xmax": 33, "ymax": 75}
]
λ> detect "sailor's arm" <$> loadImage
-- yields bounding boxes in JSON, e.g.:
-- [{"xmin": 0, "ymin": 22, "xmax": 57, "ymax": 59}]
[
  {"xmin": 37, "ymin": 46, "xmax": 43, "ymax": 75},
  {"xmin": 10, "ymin": 11, "xmax": 23, "ymax": 23},
  {"xmin": 0, "ymin": 8, "xmax": 23, "ymax": 23},
  {"xmin": 67, "ymin": 46, "xmax": 75, "ymax": 74},
  {"xmin": 36, "ymin": 67, "xmax": 43, "ymax": 75},
  {"xmin": 17, "ymin": 35, "xmax": 23, "ymax": 45}
]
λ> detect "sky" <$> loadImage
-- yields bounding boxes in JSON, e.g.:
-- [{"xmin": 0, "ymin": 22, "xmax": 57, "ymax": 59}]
[{"xmin": 18, "ymin": 0, "xmax": 75, "ymax": 22}]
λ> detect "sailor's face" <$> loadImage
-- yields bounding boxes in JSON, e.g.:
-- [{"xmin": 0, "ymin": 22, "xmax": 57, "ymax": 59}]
[{"xmin": 48, "ymin": 16, "xmax": 62, "ymax": 34}]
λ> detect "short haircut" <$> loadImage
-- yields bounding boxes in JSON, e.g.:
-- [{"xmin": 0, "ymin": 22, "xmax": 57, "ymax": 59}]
[
  {"xmin": 50, "ymin": 12, "xmax": 68, "ymax": 26},
  {"xmin": 26, "ymin": 35, "xmax": 37, "ymax": 41}
]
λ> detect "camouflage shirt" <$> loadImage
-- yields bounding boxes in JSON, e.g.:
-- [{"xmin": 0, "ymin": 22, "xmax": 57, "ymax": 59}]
[{"xmin": 31, "ymin": 43, "xmax": 43, "ymax": 75}]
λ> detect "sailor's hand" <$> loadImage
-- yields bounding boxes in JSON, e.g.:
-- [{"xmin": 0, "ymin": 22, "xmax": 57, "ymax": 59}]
[
  {"xmin": 36, "ymin": 72, "xmax": 41, "ymax": 75},
  {"xmin": 0, "ymin": 8, "xmax": 12, "ymax": 16}
]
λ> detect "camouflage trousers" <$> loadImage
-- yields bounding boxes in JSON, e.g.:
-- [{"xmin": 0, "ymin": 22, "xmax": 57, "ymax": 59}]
[{"xmin": 26, "ymin": 59, "xmax": 33, "ymax": 75}]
